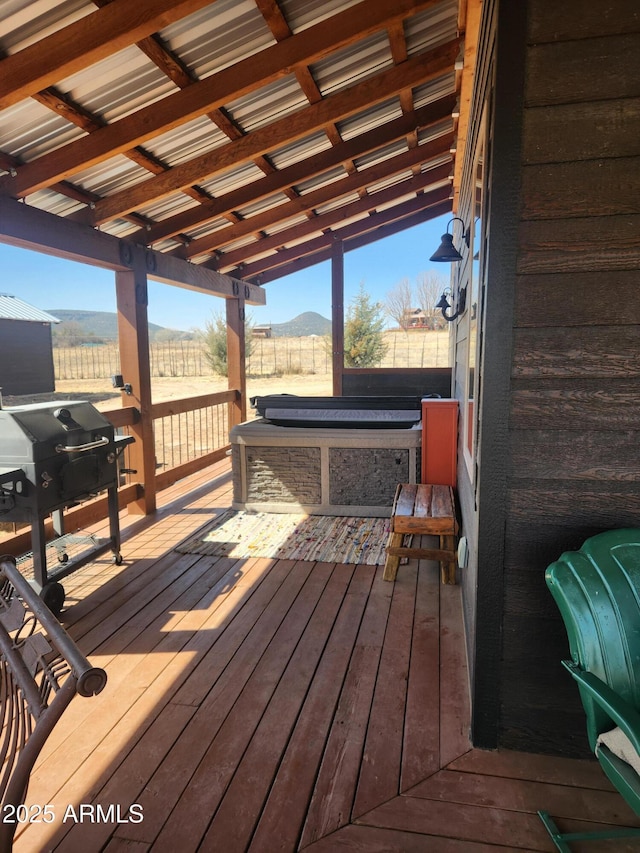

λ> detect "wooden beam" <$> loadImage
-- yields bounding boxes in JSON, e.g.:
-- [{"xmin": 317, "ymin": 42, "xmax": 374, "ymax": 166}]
[
  {"xmin": 331, "ymin": 239, "xmax": 344, "ymax": 396},
  {"xmin": 219, "ymin": 173, "xmax": 452, "ymax": 277},
  {"xmin": 0, "ymin": 195, "xmax": 265, "ymax": 304},
  {"xmin": 190, "ymin": 143, "xmax": 453, "ymax": 261},
  {"xmin": 226, "ymin": 297, "xmax": 247, "ymax": 428},
  {"xmin": 0, "ymin": 0, "xmax": 216, "ymax": 110},
  {"xmin": 115, "ymin": 268, "xmax": 156, "ymax": 515},
  {"xmin": 230, "ymin": 187, "xmax": 451, "ymax": 279},
  {"xmin": 84, "ymin": 42, "xmax": 459, "ymax": 225},
  {"xmin": 452, "ymin": 0, "xmax": 483, "ymax": 212},
  {"xmin": 124, "ymin": 97, "xmax": 456, "ymax": 245},
  {"xmin": 1, "ymin": 0, "xmax": 450, "ymax": 197},
  {"xmin": 254, "ymin": 199, "xmax": 451, "ymax": 283}
]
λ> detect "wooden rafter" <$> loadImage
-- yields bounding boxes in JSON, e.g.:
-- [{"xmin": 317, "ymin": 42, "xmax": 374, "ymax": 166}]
[
  {"xmin": 0, "ymin": 0, "xmax": 448, "ymax": 198},
  {"xmin": 187, "ymin": 150, "xmax": 453, "ymax": 262},
  {"xmin": 0, "ymin": 0, "xmax": 470, "ymax": 287},
  {"xmin": 118, "ymin": 96, "xmax": 455, "ymax": 246},
  {"xmin": 219, "ymin": 182, "xmax": 452, "ymax": 278},
  {"xmin": 73, "ymin": 42, "xmax": 459, "ymax": 226},
  {"xmin": 253, "ymin": 199, "xmax": 451, "ymax": 284},
  {"xmin": 0, "ymin": 0, "xmax": 217, "ymax": 109}
]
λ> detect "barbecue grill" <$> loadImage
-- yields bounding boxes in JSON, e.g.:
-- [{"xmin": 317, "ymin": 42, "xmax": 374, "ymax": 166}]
[{"xmin": 0, "ymin": 400, "xmax": 133, "ymax": 614}]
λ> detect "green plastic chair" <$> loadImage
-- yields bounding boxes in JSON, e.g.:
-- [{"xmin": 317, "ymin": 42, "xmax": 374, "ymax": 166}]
[{"xmin": 540, "ymin": 528, "xmax": 640, "ymax": 851}]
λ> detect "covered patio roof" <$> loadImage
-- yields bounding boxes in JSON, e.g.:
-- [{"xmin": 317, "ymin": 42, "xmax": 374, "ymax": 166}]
[{"xmin": 0, "ymin": 0, "xmax": 479, "ymax": 284}]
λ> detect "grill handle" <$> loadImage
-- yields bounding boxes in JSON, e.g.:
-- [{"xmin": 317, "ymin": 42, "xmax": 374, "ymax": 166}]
[{"xmin": 54, "ymin": 436, "xmax": 110, "ymax": 454}]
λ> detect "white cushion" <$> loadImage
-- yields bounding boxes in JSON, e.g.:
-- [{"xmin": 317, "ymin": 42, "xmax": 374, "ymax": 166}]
[{"xmin": 597, "ymin": 727, "xmax": 640, "ymax": 774}]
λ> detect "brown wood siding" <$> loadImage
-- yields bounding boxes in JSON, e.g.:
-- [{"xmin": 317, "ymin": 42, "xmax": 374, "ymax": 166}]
[
  {"xmin": 0, "ymin": 319, "xmax": 55, "ymax": 395},
  {"xmin": 498, "ymin": 0, "xmax": 640, "ymax": 755}
]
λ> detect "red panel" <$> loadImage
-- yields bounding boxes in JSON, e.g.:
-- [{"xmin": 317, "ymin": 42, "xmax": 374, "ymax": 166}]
[{"xmin": 421, "ymin": 399, "xmax": 458, "ymax": 486}]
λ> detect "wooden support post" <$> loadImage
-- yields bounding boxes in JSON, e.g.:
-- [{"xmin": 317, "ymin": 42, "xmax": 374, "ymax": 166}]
[
  {"xmin": 115, "ymin": 267, "xmax": 156, "ymax": 515},
  {"xmin": 226, "ymin": 292, "xmax": 246, "ymax": 430},
  {"xmin": 331, "ymin": 238, "xmax": 344, "ymax": 396}
]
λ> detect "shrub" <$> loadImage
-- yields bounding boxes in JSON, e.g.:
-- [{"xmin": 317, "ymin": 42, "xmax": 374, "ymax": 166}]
[{"xmin": 197, "ymin": 311, "xmax": 254, "ymax": 376}]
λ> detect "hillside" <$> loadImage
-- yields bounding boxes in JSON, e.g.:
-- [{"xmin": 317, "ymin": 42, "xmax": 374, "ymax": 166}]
[
  {"xmin": 47, "ymin": 308, "xmax": 332, "ymax": 340},
  {"xmin": 47, "ymin": 309, "xmax": 183, "ymax": 340},
  {"xmin": 270, "ymin": 312, "xmax": 331, "ymax": 337}
]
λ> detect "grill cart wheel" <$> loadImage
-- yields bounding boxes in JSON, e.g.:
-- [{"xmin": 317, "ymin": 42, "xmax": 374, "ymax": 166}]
[
  {"xmin": 113, "ymin": 553, "xmax": 123, "ymax": 566},
  {"xmin": 41, "ymin": 582, "xmax": 65, "ymax": 617}
]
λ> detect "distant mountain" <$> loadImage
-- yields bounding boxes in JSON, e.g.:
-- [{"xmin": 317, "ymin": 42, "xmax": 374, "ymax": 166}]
[
  {"xmin": 47, "ymin": 309, "xmax": 184, "ymax": 340},
  {"xmin": 270, "ymin": 312, "xmax": 331, "ymax": 337},
  {"xmin": 47, "ymin": 308, "xmax": 331, "ymax": 341}
]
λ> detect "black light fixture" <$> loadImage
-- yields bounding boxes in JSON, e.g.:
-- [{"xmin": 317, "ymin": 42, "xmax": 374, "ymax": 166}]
[
  {"xmin": 429, "ymin": 217, "xmax": 469, "ymax": 263},
  {"xmin": 436, "ymin": 286, "xmax": 467, "ymax": 322},
  {"xmin": 111, "ymin": 374, "xmax": 132, "ymax": 395}
]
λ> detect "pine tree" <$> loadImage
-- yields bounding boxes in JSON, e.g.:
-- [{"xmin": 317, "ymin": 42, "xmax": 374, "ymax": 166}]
[{"xmin": 343, "ymin": 282, "xmax": 388, "ymax": 368}]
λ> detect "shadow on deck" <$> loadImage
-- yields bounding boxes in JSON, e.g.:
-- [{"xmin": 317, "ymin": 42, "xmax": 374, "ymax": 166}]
[{"xmin": 14, "ymin": 459, "xmax": 639, "ymax": 852}]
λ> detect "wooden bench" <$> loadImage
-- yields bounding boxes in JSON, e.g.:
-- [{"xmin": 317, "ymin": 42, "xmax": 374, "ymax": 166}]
[{"xmin": 383, "ymin": 483, "xmax": 458, "ymax": 584}]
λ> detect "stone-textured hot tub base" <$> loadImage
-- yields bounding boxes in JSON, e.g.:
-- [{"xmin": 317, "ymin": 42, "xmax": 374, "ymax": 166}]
[{"xmin": 230, "ymin": 419, "xmax": 421, "ymax": 516}]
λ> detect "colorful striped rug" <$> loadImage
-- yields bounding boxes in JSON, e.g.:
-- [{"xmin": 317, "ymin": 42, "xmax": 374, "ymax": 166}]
[{"xmin": 176, "ymin": 510, "xmax": 391, "ymax": 565}]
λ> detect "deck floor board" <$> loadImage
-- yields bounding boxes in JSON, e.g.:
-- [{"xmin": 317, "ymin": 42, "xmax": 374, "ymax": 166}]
[{"xmin": 11, "ymin": 458, "xmax": 639, "ymax": 851}]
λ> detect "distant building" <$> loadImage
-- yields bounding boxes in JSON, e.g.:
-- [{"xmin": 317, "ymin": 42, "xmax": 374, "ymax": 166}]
[
  {"xmin": 401, "ymin": 308, "xmax": 429, "ymax": 328},
  {"xmin": 0, "ymin": 294, "xmax": 60, "ymax": 396},
  {"xmin": 252, "ymin": 325, "xmax": 272, "ymax": 338}
]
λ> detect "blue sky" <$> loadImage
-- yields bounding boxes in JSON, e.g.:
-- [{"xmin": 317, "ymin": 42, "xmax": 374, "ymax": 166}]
[{"xmin": 0, "ymin": 213, "xmax": 451, "ymax": 331}]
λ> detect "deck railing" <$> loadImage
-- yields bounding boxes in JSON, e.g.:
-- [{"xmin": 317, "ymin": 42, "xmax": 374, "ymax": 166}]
[
  {"xmin": 103, "ymin": 389, "xmax": 238, "ymax": 492},
  {"xmin": 0, "ymin": 390, "xmax": 239, "ymax": 559}
]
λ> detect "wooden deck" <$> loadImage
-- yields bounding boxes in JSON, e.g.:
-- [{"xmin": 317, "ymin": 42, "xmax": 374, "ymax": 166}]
[{"xmin": 13, "ymin": 459, "xmax": 640, "ymax": 852}]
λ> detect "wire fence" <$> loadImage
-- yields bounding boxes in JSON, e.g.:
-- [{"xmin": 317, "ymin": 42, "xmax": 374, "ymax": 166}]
[{"xmin": 52, "ymin": 330, "xmax": 450, "ymax": 380}]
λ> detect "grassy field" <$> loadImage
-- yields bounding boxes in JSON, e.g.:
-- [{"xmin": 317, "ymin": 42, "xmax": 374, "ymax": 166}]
[{"xmin": 52, "ymin": 329, "xmax": 451, "ymax": 381}]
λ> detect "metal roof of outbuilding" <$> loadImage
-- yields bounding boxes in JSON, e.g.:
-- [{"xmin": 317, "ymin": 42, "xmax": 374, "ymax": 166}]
[{"xmin": 0, "ymin": 294, "xmax": 60, "ymax": 323}]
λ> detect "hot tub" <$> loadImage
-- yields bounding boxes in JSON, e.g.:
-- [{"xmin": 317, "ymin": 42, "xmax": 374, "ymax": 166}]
[{"xmin": 231, "ymin": 395, "xmax": 423, "ymax": 516}]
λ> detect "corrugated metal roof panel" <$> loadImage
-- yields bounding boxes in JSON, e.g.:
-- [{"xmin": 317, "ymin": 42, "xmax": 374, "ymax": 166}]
[
  {"xmin": 136, "ymin": 193, "xmax": 202, "ymax": 224},
  {"xmin": 405, "ymin": 1, "xmax": 459, "ymax": 55},
  {"xmin": 282, "ymin": 229, "xmax": 324, "ymax": 248},
  {"xmin": 235, "ymin": 193, "xmax": 291, "ymax": 220},
  {"xmin": 159, "ymin": 0, "xmax": 274, "ymax": 79},
  {"xmin": 71, "ymin": 155, "xmax": 151, "ymax": 197},
  {"xmin": 310, "ymin": 31, "xmax": 392, "ymax": 97},
  {"xmin": 200, "ymin": 162, "xmax": 267, "ymax": 197},
  {"xmin": 58, "ymin": 46, "xmax": 178, "ymax": 123},
  {"xmin": 24, "ymin": 189, "xmax": 85, "ymax": 218},
  {"xmin": 418, "ymin": 118, "xmax": 455, "ymax": 145},
  {"xmin": 295, "ymin": 166, "xmax": 349, "ymax": 196},
  {"xmin": 314, "ymin": 192, "xmax": 361, "ymax": 216},
  {"xmin": 143, "ymin": 115, "xmax": 228, "ymax": 169},
  {"xmin": 225, "ymin": 76, "xmax": 307, "ymax": 134},
  {"xmin": 187, "ymin": 218, "xmax": 235, "ymax": 241},
  {"xmin": 151, "ymin": 237, "xmax": 189, "ymax": 255},
  {"xmin": 216, "ymin": 234, "xmax": 258, "ymax": 253},
  {"xmin": 278, "ymin": 0, "xmax": 362, "ymax": 34},
  {"xmin": 264, "ymin": 213, "xmax": 311, "ymax": 236},
  {"xmin": 354, "ymin": 139, "xmax": 409, "ymax": 171},
  {"xmin": 269, "ymin": 132, "xmax": 333, "ymax": 170},
  {"xmin": 338, "ymin": 98, "xmax": 402, "ymax": 141},
  {"xmin": 367, "ymin": 170, "xmax": 415, "ymax": 195},
  {"xmin": 0, "ymin": 0, "xmax": 94, "ymax": 54},
  {"xmin": 0, "ymin": 293, "xmax": 59, "ymax": 323},
  {"xmin": 0, "ymin": 99, "xmax": 85, "ymax": 163},
  {"xmin": 99, "ymin": 219, "xmax": 143, "ymax": 239},
  {"xmin": 375, "ymin": 191, "xmax": 418, "ymax": 214},
  {"xmin": 413, "ymin": 73, "xmax": 456, "ymax": 109}
]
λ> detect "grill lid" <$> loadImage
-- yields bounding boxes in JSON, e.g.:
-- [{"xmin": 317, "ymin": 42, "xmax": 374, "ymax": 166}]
[{"xmin": 0, "ymin": 401, "xmax": 114, "ymax": 464}]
